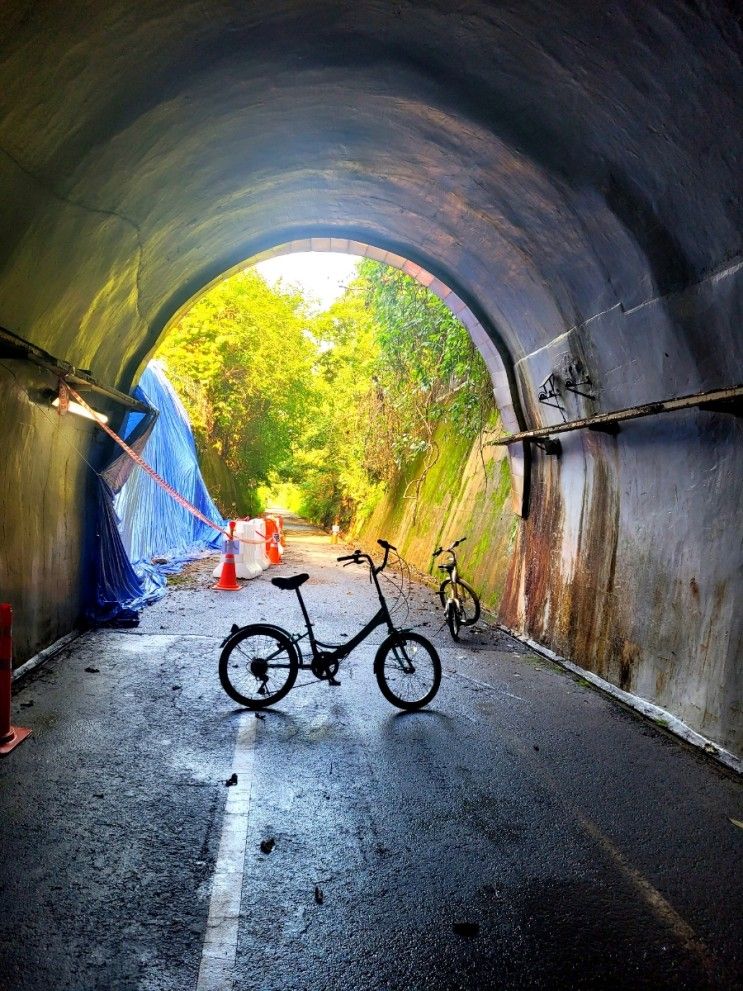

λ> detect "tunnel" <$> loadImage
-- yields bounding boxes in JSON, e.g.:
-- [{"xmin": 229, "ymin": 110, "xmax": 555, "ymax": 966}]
[{"xmin": 0, "ymin": 1, "xmax": 741, "ymax": 760}]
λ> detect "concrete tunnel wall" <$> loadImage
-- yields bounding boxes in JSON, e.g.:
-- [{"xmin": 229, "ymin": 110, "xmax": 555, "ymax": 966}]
[{"xmin": 0, "ymin": 2, "xmax": 740, "ymax": 754}]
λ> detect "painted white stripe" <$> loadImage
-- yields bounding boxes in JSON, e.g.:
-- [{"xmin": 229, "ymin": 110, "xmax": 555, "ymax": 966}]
[{"xmin": 196, "ymin": 716, "xmax": 257, "ymax": 991}]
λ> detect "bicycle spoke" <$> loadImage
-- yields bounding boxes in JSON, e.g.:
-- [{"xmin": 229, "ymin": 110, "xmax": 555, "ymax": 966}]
[{"xmin": 219, "ymin": 627, "xmax": 298, "ymax": 708}]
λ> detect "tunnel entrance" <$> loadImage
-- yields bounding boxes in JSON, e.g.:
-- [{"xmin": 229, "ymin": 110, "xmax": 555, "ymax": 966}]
[{"xmin": 112, "ymin": 246, "xmax": 519, "ymax": 623}]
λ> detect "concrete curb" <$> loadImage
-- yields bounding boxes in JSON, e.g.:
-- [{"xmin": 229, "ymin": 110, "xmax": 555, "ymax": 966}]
[
  {"xmin": 498, "ymin": 625, "xmax": 742, "ymax": 777},
  {"xmin": 12, "ymin": 629, "xmax": 86, "ymax": 685}
]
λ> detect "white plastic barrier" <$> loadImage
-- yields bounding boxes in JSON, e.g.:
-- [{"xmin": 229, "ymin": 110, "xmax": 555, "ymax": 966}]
[
  {"xmin": 249, "ymin": 517, "xmax": 271, "ymax": 570},
  {"xmin": 212, "ymin": 520, "xmax": 264, "ymax": 579}
]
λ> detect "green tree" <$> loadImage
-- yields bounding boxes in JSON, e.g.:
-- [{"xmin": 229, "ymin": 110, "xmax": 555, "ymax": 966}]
[
  {"xmin": 355, "ymin": 261, "xmax": 494, "ymax": 518},
  {"xmin": 157, "ymin": 270, "xmax": 316, "ymax": 514},
  {"xmin": 290, "ymin": 288, "xmax": 382, "ymax": 527},
  {"xmin": 291, "ymin": 261, "xmax": 495, "ymax": 526}
]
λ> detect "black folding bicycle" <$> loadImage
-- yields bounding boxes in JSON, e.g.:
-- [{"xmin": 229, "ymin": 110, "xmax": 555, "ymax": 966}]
[{"xmin": 218, "ymin": 539, "xmax": 442, "ymax": 711}]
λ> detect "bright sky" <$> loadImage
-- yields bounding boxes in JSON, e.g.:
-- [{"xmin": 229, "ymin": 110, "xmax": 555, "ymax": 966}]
[{"xmin": 255, "ymin": 252, "xmax": 361, "ymax": 312}]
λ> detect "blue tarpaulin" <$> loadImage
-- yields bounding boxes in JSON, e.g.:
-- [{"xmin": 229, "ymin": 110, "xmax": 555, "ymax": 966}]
[
  {"xmin": 116, "ymin": 360, "xmax": 225, "ymax": 567},
  {"xmin": 87, "ymin": 361, "xmax": 225, "ymax": 623}
]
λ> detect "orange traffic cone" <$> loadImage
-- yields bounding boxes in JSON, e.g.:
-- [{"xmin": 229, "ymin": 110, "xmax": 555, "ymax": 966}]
[
  {"xmin": 0, "ymin": 604, "xmax": 32, "ymax": 756},
  {"xmin": 214, "ymin": 522, "xmax": 241, "ymax": 591}
]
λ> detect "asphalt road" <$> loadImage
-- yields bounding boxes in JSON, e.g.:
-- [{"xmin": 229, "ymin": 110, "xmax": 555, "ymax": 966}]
[{"xmin": 0, "ymin": 517, "xmax": 740, "ymax": 990}]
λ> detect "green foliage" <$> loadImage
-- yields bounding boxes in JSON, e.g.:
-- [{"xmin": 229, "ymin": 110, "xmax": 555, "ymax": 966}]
[
  {"xmin": 348, "ymin": 261, "xmax": 494, "ymax": 522},
  {"xmin": 157, "ymin": 270, "xmax": 316, "ymax": 513},
  {"xmin": 290, "ymin": 288, "xmax": 384, "ymax": 528},
  {"xmin": 157, "ymin": 258, "xmax": 497, "ymax": 530}
]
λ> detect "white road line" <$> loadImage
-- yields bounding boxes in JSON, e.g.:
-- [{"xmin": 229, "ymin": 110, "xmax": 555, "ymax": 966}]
[
  {"xmin": 196, "ymin": 716, "xmax": 257, "ymax": 991},
  {"xmin": 578, "ymin": 816, "xmax": 716, "ymax": 979}
]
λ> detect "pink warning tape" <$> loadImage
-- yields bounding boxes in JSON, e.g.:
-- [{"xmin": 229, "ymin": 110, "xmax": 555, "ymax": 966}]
[{"xmin": 65, "ymin": 383, "xmax": 269, "ymax": 545}]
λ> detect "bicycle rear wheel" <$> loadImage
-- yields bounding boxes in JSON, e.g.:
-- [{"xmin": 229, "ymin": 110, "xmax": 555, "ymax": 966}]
[
  {"xmin": 456, "ymin": 580, "xmax": 480, "ymax": 626},
  {"xmin": 439, "ymin": 579, "xmax": 480, "ymax": 627},
  {"xmin": 219, "ymin": 624, "xmax": 298, "ymax": 709},
  {"xmin": 375, "ymin": 631, "xmax": 441, "ymax": 710}
]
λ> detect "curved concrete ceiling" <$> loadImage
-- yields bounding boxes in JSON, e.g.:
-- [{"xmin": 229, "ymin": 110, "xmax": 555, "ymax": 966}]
[{"xmin": 1, "ymin": 1, "xmax": 740, "ymax": 401}]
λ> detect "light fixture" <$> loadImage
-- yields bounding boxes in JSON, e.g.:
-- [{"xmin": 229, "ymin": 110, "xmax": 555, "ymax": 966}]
[{"xmin": 52, "ymin": 381, "xmax": 109, "ymax": 424}]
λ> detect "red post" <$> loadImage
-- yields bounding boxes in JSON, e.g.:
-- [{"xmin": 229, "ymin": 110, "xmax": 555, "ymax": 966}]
[{"xmin": 0, "ymin": 604, "xmax": 31, "ymax": 756}]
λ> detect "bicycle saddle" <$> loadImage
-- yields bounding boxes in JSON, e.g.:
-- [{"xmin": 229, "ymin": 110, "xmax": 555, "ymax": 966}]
[{"xmin": 271, "ymin": 573, "xmax": 310, "ymax": 591}]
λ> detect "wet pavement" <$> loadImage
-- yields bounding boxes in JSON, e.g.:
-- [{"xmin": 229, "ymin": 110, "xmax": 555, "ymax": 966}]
[{"xmin": 1, "ymin": 516, "xmax": 741, "ymax": 990}]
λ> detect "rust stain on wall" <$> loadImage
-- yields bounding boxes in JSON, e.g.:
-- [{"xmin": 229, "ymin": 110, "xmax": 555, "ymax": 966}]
[
  {"xmin": 500, "ymin": 450, "xmax": 564, "ymax": 634},
  {"xmin": 565, "ymin": 437, "xmax": 622, "ymax": 681},
  {"xmin": 501, "ymin": 433, "xmax": 632, "ymax": 688}
]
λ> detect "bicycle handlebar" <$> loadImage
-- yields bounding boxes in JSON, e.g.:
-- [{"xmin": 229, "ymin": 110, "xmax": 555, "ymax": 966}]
[
  {"xmin": 432, "ymin": 536, "xmax": 467, "ymax": 557},
  {"xmin": 337, "ymin": 538, "xmax": 395, "ymax": 574}
]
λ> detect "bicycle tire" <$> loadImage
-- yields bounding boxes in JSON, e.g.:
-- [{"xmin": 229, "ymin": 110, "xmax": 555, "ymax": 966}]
[
  {"xmin": 375, "ymin": 631, "xmax": 442, "ymax": 710},
  {"xmin": 219, "ymin": 623, "xmax": 299, "ymax": 709},
  {"xmin": 446, "ymin": 599, "xmax": 461, "ymax": 641},
  {"xmin": 439, "ymin": 578, "xmax": 481, "ymax": 626}
]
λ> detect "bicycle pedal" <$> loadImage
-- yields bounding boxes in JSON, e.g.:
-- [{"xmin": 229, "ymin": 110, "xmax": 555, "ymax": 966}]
[{"xmin": 327, "ymin": 677, "xmax": 341, "ymax": 686}]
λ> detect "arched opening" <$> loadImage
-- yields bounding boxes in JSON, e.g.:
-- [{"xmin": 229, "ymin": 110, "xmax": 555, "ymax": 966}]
[{"xmin": 147, "ymin": 237, "xmax": 528, "ymax": 515}]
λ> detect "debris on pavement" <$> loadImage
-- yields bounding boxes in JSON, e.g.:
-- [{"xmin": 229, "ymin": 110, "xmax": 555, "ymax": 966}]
[
  {"xmin": 452, "ymin": 921, "xmax": 480, "ymax": 937},
  {"xmin": 314, "ymin": 886, "xmax": 324, "ymax": 904},
  {"xmin": 224, "ymin": 773, "xmax": 238, "ymax": 787},
  {"xmin": 260, "ymin": 837, "xmax": 276, "ymax": 854},
  {"xmin": 84, "ymin": 666, "xmax": 100, "ymax": 674}
]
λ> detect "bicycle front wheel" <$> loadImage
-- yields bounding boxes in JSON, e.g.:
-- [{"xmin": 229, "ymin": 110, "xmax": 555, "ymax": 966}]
[
  {"xmin": 375, "ymin": 631, "xmax": 441, "ymax": 711},
  {"xmin": 446, "ymin": 599, "xmax": 461, "ymax": 641},
  {"xmin": 219, "ymin": 624, "xmax": 298, "ymax": 709}
]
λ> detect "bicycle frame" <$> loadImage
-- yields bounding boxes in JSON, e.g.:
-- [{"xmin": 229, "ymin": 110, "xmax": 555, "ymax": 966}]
[
  {"xmin": 435, "ymin": 546, "xmax": 460, "ymax": 590},
  {"xmin": 291, "ymin": 562, "xmax": 396, "ymax": 667}
]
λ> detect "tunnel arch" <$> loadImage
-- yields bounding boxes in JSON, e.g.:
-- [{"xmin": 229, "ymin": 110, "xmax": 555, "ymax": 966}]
[
  {"xmin": 0, "ymin": 1, "xmax": 740, "ymax": 757},
  {"xmin": 149, "ymin": 234, "xmax": 529, "ymax": 514}
]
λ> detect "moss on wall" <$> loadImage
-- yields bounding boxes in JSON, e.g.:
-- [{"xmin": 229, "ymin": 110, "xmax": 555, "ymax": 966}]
[{"xmin": 355, "ymin": 415, "xmax": 518, "ymax": 613}]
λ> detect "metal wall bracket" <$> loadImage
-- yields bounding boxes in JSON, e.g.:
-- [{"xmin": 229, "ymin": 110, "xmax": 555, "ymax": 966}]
[
  {"xmin": 588, "ymin": 421, "xmax": 620, "ymax": 435},
  {"xmin": 537, "ymin": 373, "xmax": 566, "ymax": 419},
  {"xmin": 698, "ymin": 396, "xmax": 743, "ymax": 417},
  {"xmin": 0, "ymin": 323, "xmax": 153, "ymax": 415},
  {"xmin": 564, "ymin": 360, "xmax": 595, "ymax": 400},
  {"xmin": 532, "ymin": 438, "xmax": 562, "ymax": 455}
]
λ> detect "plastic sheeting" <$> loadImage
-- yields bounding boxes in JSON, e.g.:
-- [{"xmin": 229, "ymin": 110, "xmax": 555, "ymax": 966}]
[
  {"xmin": 114, "ymin": 362, "xmax": 225, "ymax": 586},
  {"xmin": 84, "ymin": 385, "xmax": 159, "ymax": 623},
  {"xmin": 86, "ymin": 361, "xmax": 224, "ymax": 623}
]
